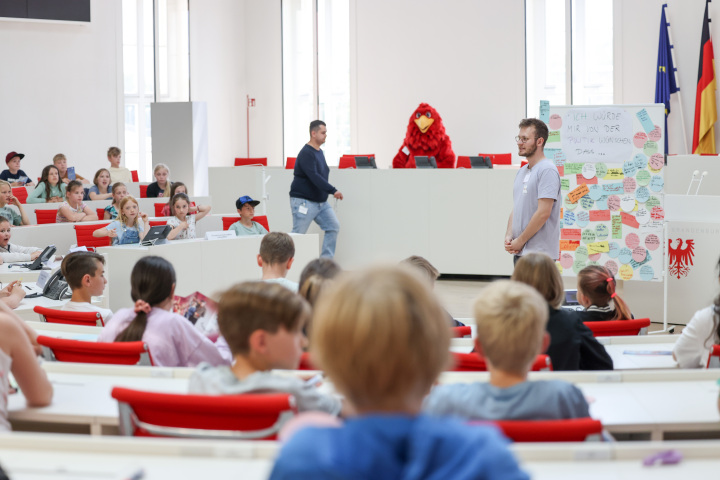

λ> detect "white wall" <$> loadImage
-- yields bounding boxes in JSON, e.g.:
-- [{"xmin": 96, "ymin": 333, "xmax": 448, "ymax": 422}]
[
  {"xmin": 352, "ymin": 0, "xmax": 526, "ymax": 168},
  {"xmin": 618, "ymin": 0, "xmax": 720, "ymax": 155},
  {"xmin": 189, "ymin": 0, "xmax": 247, "ymax": 167},
  {"xmin": 0, "ymin": 0, "xmax": 121, "ymax": 182}
]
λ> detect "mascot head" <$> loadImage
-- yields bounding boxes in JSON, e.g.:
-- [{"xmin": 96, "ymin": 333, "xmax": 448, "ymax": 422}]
[{"xmin": 405, "ymin": 103, "xmax": 447, "ymax": 151}]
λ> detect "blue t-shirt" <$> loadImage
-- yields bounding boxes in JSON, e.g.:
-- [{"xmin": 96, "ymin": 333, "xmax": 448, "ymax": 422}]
[
  {"xmin": 0, "ymin": 169, "xmax": 30, "ymax": 185},
  {"xmin": 423, "ymin": 380, "xmax": 590, "ymax": 421},
  {"xmin": 289, "ymin": 144, "xmax": 337, "ymax": 203},
  {"xmin": 269, "ymin": 414, "xmax": 528, "ymax": 480},
  {"xmin": 89, "ymin": 185, "xmax": 111, "ymax": 196}
]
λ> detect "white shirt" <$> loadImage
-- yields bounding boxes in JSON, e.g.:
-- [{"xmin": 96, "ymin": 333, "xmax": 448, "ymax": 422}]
[
  {"xmin": 0, "ymin": 244, "xmax": 39, "ymax": 263},
  {"xmin": 673, "ymin": 305, "xmax": 718, "ymax": 368},
  {"xmin": 61, "ymin": 301, "xmax": 113, "ymax": 326}
]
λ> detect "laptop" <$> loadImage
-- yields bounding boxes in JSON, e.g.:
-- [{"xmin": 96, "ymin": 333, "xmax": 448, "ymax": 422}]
[
  {"xmin": 354, "ymin": 156, "xmax": 377, "ymax": 169},
  {"xmin": 141, "ymin": 225, "xmax": 172, "ymax": 246},
  {"xmin": 21, "ymin": 245, "xmax": 56, "ymax": 271},
  {"xmin": 470, "ymin": 156, "xmax": 493, "ymax": 169},
  {"xmin": 415, "ymin": 156, "xmax": 437, "ymax": 169}
]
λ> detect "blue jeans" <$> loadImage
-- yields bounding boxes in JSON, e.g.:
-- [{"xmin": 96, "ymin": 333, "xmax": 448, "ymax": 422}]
[{"xmin": 290, "ymin": 197, "xmax": 340, "ymax": 258}]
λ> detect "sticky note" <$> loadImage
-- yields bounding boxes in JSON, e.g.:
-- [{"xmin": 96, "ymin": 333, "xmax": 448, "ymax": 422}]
[
  {"xmin": 576, "ymin": 174, "xmax": 598, "ymax": 185},
  {"xmin": 561, "ymin": 229, "xmax": 582, "ymax": 240},
  {"xmin": 602, "ymin": 182, "xmax": 624, "ymax": 194},
  {"xmin": 612, "ymin": 215, "xmax": 622, "ymax": 239},
  {"xmin": 556, "ymin": 165, "xmax": 564, "ymax": 176},
  {"xmin": 561, "ymin": 178, "xmax": 570, "ymax": 191},
  {"xmin": 564, "ymin": 163, "xmax": 584, "ymax": 175},
  {"xmin": 589, "ymin": 210, "xmax": 611, "ymax": 221},
  {"xmin": 636, "ymin": 108, "xmax": 655, "ymax": 133},
  {"xmin": 539, "ymin": 100, "xmax": 550, "ymax": 123},
  {"xmin": 567, "ymin": 184, "xmax": 590, "ymax": 203},
  {"xmin": 560, "ymin": 240, "xmax": 580, "ymax": 251},
  {"xmin": 588, "ymin": 241, "xmax": 610, "ymax": 254},
  {"xmin": 547, "ymin": 131, "xmax": 561, "ymax": 143},
  {"xmin": 620, "ymin": 211, "xmax": 640, "ymax": 228},
  {"xmin": 604, "ymin": 168, "xmax": 624, "ymax": 180}
]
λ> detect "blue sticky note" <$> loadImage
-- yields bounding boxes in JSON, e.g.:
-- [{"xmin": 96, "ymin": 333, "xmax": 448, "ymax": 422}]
[
  {"xmin": 636, "ymin": 108, "xmax": 655, "ymax": 134},
  {"xmin": 618, "ymin": 247, "xmax": 633, "ymax": 264},
  {"xmin": 539, "ymin": 100, "xmax": 550, "ymax": 123}
]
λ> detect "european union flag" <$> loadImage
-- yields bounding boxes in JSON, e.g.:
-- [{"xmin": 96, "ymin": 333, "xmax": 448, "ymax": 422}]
[{"xmin": 655, "ymin": 4, "xmax": 679, "ymax": 153}]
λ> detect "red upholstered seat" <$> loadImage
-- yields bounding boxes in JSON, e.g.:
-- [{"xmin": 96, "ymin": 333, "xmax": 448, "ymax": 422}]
[
  {"xmin": 34, "ymin": 306, "xmax": 104, "ymax": 327},
  {"xmin": 484, "ymin": 417, "xmax": 603, "ymax": 442},
  {"xmin": 139, "ymin": 185, "xmax": 148, "ymax": 198},
  {"xmin": 74, "ymin": 223, "xmax": 111, "ymax": 249},
  {"xmin": 450, "ymin": 352, "xmax": 552, "ymax": 372},
  {"xmin": 222, "ymin": 215, "xmax": 269, "ymax": 232},
  {"xmin": 583, "ymin": 318, "xmax": 651, "ymax": 336},
  {"xmin": 35, "ymin": 209, "xmax": 58, "ymax": 224},
  {"xmin": 11, "ymin": 187, "xmax": 28, "ymax": 204},
  {"xmin": 285, "ymin": 157, "xmax": 296, "ymax": 169},
  {"xmin": 131, "ymin": 170, "xmax": 139, "ymax": 182},
  {"xmin": 451, "ymin": 326, "xmax": 472, "ymax": 337},
  {"xmin": 234, "ymin": 157, "xmax": 268, "ymax": 166},
  {"xmin": 478, "ymin": 153, "xmax": 512, "ymax": 165},
  {"xmin": 38, "ymin": 336, "xmax": 152, "ymax": 365}
]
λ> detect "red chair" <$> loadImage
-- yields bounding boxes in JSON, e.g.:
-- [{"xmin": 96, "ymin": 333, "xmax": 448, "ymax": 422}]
[
  {"xmin": 296, "ymin": 352, "xmax": 318, "ymax": 370},
  {"xmin": 74, "ymin": 223, "xmax": 111, "ymax": 249},
  {"xmin": 234, "ymin": 157, "xmax": 267, "ymax": 166},
  {"xmin": 37, "ymin": 336, "xmax": 153, "ymax": 366},
  {"xmin": 34, "ymin": 306, "xmax": 104, "ymax": 327},
  {"xmin": 148, "ymin": 220, "xmax": 166, "ymax": 228},
  {"xmin": 450, "ymin": 352, "xmax": 552, "ymax": 372},
  {"xmin": 478, "ymin": 153, "xmax": 512, "ymax": 165},
  {"xmin": 131, "ymin": 170, "xmax": 139, "ymax": 182},
  {"xmin": 96, "ymin": 208, "xmax": 107, "ymax": 219},
  {"xmin": 707, "ymin": 345, "xmax": 720, "ymax": 368},
  {"xmin": 521, "ymin": 160, "xmax": 529, "ymax": 168},
  {"xmin": 35, "ymin": 209, "xmax": 58, "ymax": 224},
  {"xmin": 456, "ymin": 156, "xmax": 471, "ymax": 169},
  {"xmin": 451, "ymin": 326, "xmax": 472, "ymax": 338},
  {"xmin": 222, "ymin": 215, "xmax": 270, "ymax": 232},
  {"xmin": 285, "ymin": 157, "xmax": 296, "ymax": 169},
  {"xmin": 11, "ymin": 187, "xmax": 28, "ymax": 204},
  {"xmin": 111, "ymin": 387, "xmax": 296, "ymax": 439},
  {"xmin": 139, "ymin": 185, "xmax": 148, "ymax": 198},
  {"xmin": 583, "ymin": 318, "xmax": 651, "ymax": 336},
  {"xmin": 154, "ymin": 203, "xmax": 168, "ymax": 217},
  {"xmin": 338, "ymin": 156, "xmax": 356, "ymax": 169},
  {"xmin": 487, "ymin": 418, "xmax": 603, "ymax": 442}
]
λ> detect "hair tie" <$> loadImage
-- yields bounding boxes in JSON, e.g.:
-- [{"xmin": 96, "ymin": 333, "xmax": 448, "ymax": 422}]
[
  {"xmin": 610, "ymin": 293, "xmax": 617, "ymax": 299},
  {"xmin": 134, "ymin": 300, "xmax": 152, "ymax": 314},
  {"xmin": 606, "ymin": 277, "xmax": 613, "ymax": 283}
]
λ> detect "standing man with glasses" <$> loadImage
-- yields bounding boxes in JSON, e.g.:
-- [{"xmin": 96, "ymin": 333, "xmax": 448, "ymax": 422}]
[{"xmin": 505, "ymin": 118, "xmax": 561, "ymax": 265}]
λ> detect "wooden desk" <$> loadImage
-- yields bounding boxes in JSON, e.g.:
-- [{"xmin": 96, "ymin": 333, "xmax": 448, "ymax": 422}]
[{"xmin": 99, "ymin": 234, "xmax": 319, "ymax": 312}]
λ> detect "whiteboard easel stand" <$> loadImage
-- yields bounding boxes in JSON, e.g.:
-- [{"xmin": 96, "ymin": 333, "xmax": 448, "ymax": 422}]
[{"xmin": 650, "ymin": 219, "xmax": 671, "ymax": 334}]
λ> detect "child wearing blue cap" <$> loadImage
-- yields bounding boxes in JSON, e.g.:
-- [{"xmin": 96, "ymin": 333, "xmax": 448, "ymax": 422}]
[{"xmin": 230, "ymin": 195, "xmax": 269, "ymax": 236}]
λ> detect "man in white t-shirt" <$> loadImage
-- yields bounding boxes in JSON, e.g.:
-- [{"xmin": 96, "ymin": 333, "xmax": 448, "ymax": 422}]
[{"xmin": 60, "ymin": 252, "xmax": 113, "ymax": 325}]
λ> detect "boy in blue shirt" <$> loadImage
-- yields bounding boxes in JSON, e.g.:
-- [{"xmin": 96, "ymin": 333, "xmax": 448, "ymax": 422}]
[
  {"xmin": 423, "ymin": 280, "xmax": 590, "ymax": 421},
  {"xmin": 270, "ymin": 266, "xmax": 528, "ymax": 480}
]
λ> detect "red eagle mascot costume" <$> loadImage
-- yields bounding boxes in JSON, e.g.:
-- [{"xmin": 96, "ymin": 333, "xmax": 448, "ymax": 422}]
[{"xmin": 392, "ymin": 103, "xmax": 455, "ymax": 168}]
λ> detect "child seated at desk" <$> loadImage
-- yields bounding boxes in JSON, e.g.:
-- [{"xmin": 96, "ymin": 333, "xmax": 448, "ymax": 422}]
[
  {"xmin": 401, "ymin": 255, "xmax": 465, "ymax": 327},
  {"xmin": 103, "ymin": 182, "xmax": 127, "ymax": 220},
  {"xmin": 269, "ymin": 266, "xmax": 528, "ymax": 480},
  {"xmin": 56, "ymin": 181, "xmax": 98, "ymax": 223},
  {"xmin": 94, "ymin": 196, "xmax": 148, "ymax": 245},
  {"xmin": 159, "ymin": 182, "xmax": 197, "ymax": 217},
  {"xmin": 107, "ymin": 147, "xmax": 133, "ymax": 184},
  {"xmin": 166, "ymin": 193, "xmax": 211, "ymax": 240},
  {"xmin": 60, "ymin": 252, "xmax": 113, "ymax": 325},
  {"xmin": 1, "ymin": 152, "xmax": 34, "ymax": 187},
  {"xmin": 53, "ymin": 153, "xmax": 89, "ymax": 185},
  {"xmin": 258, "ymin": 232, "xmax": 298, "ymax": 292},
  {"xmin": 0, "ymin": 300, "xmax": 52, "ymax": 430},
  {"xmin": 575, "ymin": 265, "xmax": 633, "ymax": 322},
  {"xmin": 0, "ymin": 215, "xmax": 41, "ymax": 263},
  {"xmin": 189, "ymin": 281, "xmax": 342, "ymax": 416},
  {"xmin": 27, "ymin": 165, "xmax": 66, "ymax": 203},
  {"xmin": 88, "ymin": 168, "xmax": 113, "ymax": 201},
  {"xmin": 0, "ymin": 180, "xmax": 30, "ymax": 226},
  {"xmin": 97, "ymin": 256, "xmax": 225, "ymax": 367},
  {"xmin": 229, "ymin": 195, "xmax": 268, "ymax": 236},
  {"xmin": 423, "ymin": 280, "xmax": 590, "ymax": 420},
  {"xmin": 146, "ymin": 164, "xmax": 171, "ymax": 198}
]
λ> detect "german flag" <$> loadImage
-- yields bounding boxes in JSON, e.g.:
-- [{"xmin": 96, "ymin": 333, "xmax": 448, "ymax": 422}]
[{"xmin": 693, "ymin": 0, "xmax": 717, "ymax": 154}]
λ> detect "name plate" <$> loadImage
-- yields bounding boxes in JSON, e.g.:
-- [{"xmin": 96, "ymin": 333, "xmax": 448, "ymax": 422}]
[{"xmin": 205, "ymin": 231, "xmax": 237, "ymax": 240}]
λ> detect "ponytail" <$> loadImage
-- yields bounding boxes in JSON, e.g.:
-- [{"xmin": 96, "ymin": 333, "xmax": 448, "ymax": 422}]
[
  {"xmin": 605, "ymin": 277, "xmax": 632, "ymax": 320},
  {"xmin": 115, "ymin": 310, "xmax": 150, "ymax": 342},
  {"xmin": 578, "ymin": 265, "xmax": 633, "ymax": 320}
]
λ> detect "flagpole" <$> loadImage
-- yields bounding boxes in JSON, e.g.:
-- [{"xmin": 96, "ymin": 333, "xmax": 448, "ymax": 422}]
[{"xmin": 664, "ymin": 4, "xmax": 690, "ymax": 154}]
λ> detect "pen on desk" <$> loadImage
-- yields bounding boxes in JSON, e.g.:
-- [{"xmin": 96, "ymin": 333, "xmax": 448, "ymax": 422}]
[{"xmin": 126, "ymin": 468, "xmax": 145, "ymax": 480}]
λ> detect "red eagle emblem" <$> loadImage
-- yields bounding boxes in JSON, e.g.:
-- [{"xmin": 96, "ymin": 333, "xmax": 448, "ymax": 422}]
[{"xmin": 668, "ymin": 238, "xmax": 695, "ymax": 279}]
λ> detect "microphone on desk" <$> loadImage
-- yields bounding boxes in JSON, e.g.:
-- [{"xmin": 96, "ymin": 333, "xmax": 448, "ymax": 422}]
[
  {"xmin": 695, "ymin": 171, "xmax": 709, "ymax": 195},
  {"xmin": 686, "ymin": 170, "xmax": 700, "ymax": 195}
]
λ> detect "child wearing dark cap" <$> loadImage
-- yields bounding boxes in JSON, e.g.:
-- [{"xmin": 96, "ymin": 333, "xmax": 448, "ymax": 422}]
[
  {"xmin": 1, "ymin": 152, "xmax": 34, "ymax": 187},
  {"xmin": 230, "ymin": 195, "xmax": 268, "ymax": 236}
]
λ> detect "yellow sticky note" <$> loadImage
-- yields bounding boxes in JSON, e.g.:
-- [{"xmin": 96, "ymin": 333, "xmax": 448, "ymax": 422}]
[
  {"xmin": 604, "ymin": 168, "xmax": 624, "ymax": 180},
  {"xmin": 587, "ymin": 241, "xmax": 610, "ymax": 254}
]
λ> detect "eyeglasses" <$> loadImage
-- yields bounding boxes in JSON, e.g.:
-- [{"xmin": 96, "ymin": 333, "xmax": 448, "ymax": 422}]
[{"xmin": 515, "ymin": 136, "xmax": 537, "ymax": 144}]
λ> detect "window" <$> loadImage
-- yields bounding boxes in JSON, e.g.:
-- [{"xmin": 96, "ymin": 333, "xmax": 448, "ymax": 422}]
[
  {"xmin": 282, "ymin": 0, "xmax": 350, "ymax": 165},
  {"xmin": 525, "ymin": 0, "xmax": 613, "ymax": 115},
  {"xmin": 122, "ymin": 0, "xmax": 189, "ymax": 180}
]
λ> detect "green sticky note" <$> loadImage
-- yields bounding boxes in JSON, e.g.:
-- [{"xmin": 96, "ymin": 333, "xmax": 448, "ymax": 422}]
[
  {"xmin": 611, "ymin": 215, "xmax": 622, "ymax": 239},
  {"xmin": 564, "ymin": 163, "xmax": 584, "ymax": 174},
  {"xmin": 561, "ymin": 178, "xmax": 570, "ymax": 190},
  {"xmin": 547, "ymin": 131, "xmax": 561, "ymax": 143}
]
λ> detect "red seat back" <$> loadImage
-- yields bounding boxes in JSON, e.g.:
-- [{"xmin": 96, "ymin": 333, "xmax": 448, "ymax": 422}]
[
  {"xmin": 478, "ymin": 153, "xmax": 512, "ymax": 165},
  {"xmin": 234, "ymin": 157, "xmax": 267, "ymax": 166},
  {"xmin": 96, "ymin": 208, "xmax": 107, "ymax": 220},
  {"xmin": 154, "ymin": 203, "xmax": 168, "ymax": 217},
  {"xmin": 456, "ymin": 156, "xmax": 471, "ymax": 169},
  {"xmin": 338, "ymin": 156, "xmax": 356, "ymax": 169},
  {"xmin": 75, "ymin": 223, "xmax": 111, "ymax": 249},
  {"xmin": 111, "ymin": 387, "xmax": 295, "ymax": 440},
  {"xmin": 223, "ymin": 215, "xmax": 269, "ymax": 232},
  {"xmin": 286, "ymin": 157, "xmax": 296, "ymax": 169},
  {"xmin": 451, "ymin": 326, "xmax": 472, "ymax": 337},
  {"xmin": 35, "ymin": 209, "xmax": 58, "ymax": 224},
  {"xmin": 487, "ymin": 417, "xmax": 603, "ymax": 442},
  {"xmin": 131, "ymin": 170, "xmax": 139, "ymax": 182},
  {"xmin": 297, "ymin": 352, "xmax": 318, "ymax": 370},
  {"xmin": 34, "ymin": 306, "xmax": 104, "ymax": 327},
  {"xmin": 707, "ymin": 345, "xmax": 720, "ymax": 368},
  {"xmin": 37, "ymin": 336, "xmax": 152, "ymax": 365},
  {"xmin": 149, "ymin": 220, "xmax": 166, "ymax": 228},
  {"xmin": 11, "ymin": 187, "xmax": 28, "ymax": 204},
  {"xmin": 450, "ymin": 352, "xmax": 552, "ymax": 372},
  {"xmin": 583, "ymin": 318, "xmax": 651, "ymax": 336},
  {"xmin": 139, "ymin": 185, "xmax": 148, "ymax": 198}
]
